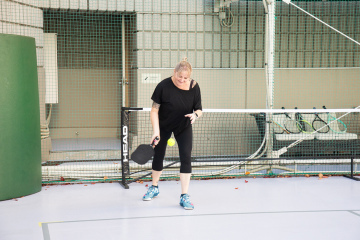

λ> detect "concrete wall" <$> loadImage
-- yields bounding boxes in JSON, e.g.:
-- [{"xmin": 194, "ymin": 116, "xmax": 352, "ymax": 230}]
[
  {"xmin": 274, "ymin": 68, "xmax": 360, "ymax": 109},
  {"xmin": 49, "ymin": 69, "xmax": 121, "ymax": 139},
  {"xmin": 137, "ymin": 68, "xmax": 360, "ymax": 109}
]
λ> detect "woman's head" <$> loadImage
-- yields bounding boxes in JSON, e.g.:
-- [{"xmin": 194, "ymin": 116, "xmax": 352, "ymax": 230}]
[
  {"xmin": 174, "ymin": 57, "xmax": 192, "ymax": 76},
  {"xmin": 172, "ymin": 57, "xmax": 192, "ymax": 87}
]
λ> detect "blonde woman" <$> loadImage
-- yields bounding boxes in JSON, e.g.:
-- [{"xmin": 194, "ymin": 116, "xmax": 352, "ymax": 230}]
[{"xmin": 142, "ymin": 58, "xmax": 202, "ymax": 210}]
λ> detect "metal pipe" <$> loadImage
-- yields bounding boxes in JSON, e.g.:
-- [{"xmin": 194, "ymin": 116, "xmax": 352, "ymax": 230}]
[{"xmin": 122, "ymin": 15, "xmax": 126, "ymax": 107}]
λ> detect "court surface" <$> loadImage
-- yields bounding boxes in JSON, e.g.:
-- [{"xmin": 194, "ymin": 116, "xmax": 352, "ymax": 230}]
[{"xmin": 1, "ymin": 176, "xmax": 360, "ymax": 240}]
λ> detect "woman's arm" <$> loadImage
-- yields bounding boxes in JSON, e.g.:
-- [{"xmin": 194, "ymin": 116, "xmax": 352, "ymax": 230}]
[
  {"xmin": 190, "ymin": 83, "xmax": 202, "ymax": 122},
  {"xmin": 185, "ymin": 109, "xmax": 202, "ymax": 125},
  {"xmin": 194, "ymin": 109, "xmax": 202, "ymax": 118},
  {"xmin": 150, "ymin": 101, "xmax": 161, "ymax": 145}
]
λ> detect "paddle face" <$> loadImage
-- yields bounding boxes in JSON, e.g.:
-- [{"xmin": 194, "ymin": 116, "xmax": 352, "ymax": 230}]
[{"xmin": 131, "ymin": 144, "xmax": 155, "ymax": 165}]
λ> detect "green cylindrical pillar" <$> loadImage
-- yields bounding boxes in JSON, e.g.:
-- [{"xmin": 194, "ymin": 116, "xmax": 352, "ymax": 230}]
[{"xmin": 0, "ymin": 34, "xmax": 41, "ymax": 201}]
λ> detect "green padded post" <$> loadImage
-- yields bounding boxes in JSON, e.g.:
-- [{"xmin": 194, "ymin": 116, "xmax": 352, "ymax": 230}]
[{"xmin": 0, "ymin": 34, "xmax": 41, "ymax": 201}]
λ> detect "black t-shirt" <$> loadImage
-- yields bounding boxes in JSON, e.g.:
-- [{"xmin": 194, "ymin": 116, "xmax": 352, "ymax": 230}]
[{"xmin": 151, "ymin": 77, "xmax": 202, "ymax": 135}]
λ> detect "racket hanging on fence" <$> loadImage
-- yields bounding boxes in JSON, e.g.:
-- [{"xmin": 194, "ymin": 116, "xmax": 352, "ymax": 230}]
[
  {"xmin": 312, "ymin": 107, "xmax": 330, "ymax": 133},
  {"xmin": 282, "ymin": 107, "xmax": 301, "ymax": 134},
  {"xmin": 323, "ymin": 106, "xmax": 347, "ymax": 133},
  {"xmin": 272, "ymin": 119, "xmax": 290, "ymax": 134},
  {"xmin": 295, "ymin": 111, "xmax": 314, "ymax": 134}
]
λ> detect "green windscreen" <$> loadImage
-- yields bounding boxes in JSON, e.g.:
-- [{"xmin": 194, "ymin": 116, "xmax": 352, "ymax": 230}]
[{"xmin": 0, "ymin": 34, "xmax": 41, "ymax": 200}]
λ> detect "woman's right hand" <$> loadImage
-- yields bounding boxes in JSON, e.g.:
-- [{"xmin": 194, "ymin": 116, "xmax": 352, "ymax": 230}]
[{"xmin": 151, "ymin": 134, "xmax": 160, "ymax": 146}]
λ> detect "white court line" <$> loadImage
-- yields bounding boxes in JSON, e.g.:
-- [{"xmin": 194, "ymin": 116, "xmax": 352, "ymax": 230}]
[{"xmin": 41, "ymin": 209, "xmax": 360, "ymax": 240}]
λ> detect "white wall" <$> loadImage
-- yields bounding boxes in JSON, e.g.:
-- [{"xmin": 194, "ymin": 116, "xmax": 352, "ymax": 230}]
[{"xmin": 0, "ymin": 0, "xmax": 44, "ymax": 66}]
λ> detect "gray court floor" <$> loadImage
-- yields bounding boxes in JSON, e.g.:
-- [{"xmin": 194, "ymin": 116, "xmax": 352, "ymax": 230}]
[{"xmin": 1, "ymin": 177, "xmax": 360, "ymax": 240}]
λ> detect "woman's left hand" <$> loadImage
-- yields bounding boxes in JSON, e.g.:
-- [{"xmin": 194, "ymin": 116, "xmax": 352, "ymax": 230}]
[{"xmin": 185, "ymin": 113, "xmax": 198, "ymax": 124}]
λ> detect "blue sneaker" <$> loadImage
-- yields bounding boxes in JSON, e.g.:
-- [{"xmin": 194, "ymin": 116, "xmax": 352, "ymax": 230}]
[
  {"xmin": 142, "ymin": 185, "xmax": 159, "ymax": 201},
  {"xmin": 180, "ymin": 194, "xmax": 194, "ymax": 210}
]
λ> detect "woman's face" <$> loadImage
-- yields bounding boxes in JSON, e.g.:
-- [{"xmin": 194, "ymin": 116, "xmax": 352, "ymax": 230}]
[{"xmin": 173, "ymin": 70, "xmax": 191, "ymax": 87}]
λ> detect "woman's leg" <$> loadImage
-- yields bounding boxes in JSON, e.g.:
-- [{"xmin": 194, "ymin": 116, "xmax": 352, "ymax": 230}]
[
  {"xmin": 152, "ymin": 129, "xmax": 172, "ymax": 185},
  {"xmin": 151, "ymin": 170, "xmax": 162, "ymax": 186},
  {"xmin": 175, "ymin": 125, "xmax": 193, "ymax": 194},
  {"xmin": 143, "ymin": 130, "xmax": 172, "ymax": 201},
  {"xmin": 180, "ymin": 173, "xmax": 191, "ymax": 194}
]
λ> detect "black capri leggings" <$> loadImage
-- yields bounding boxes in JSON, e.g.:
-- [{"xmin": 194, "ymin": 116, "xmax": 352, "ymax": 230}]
[{"xmin": 152, "ymin": 125, "xmax": 192, "ymax": 173}]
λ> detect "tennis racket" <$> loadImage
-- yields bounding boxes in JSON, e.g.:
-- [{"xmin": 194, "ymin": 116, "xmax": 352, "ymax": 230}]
[
  {"xmin": 295, "ymin": 112, "xmax": 314, "ymax": 134},
  {"xmin": 282, "ymin": 108, "xmax": 301, "ymax": 134},
  {"xmin": 311, "ymin": 108, "xmax": 330, "ymax": 133},
  {"xmin": 322, "ymin": 106, "xmax": 347, "ymax": 133},
  {"xmin": 272, "ymin": 120, "xmax": 290, "ymax": 134},
  {"xmin": 131, "ymin": 137, "xmax": 159, "ymax": 165}
]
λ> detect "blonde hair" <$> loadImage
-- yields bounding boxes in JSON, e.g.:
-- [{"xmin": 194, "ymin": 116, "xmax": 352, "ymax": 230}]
[{"xmin": 174, "ymin": 57, "xmax": 192, "ymax": 74}]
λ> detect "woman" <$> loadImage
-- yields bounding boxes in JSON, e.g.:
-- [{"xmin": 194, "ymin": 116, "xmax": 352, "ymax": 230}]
[{"xmin": 142, "ymin": 58, "xmax": 202, "ymax": 210}]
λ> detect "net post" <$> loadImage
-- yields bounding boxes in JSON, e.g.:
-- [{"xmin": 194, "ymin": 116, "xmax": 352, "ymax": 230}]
[
  {"xmin": 119, "ymin": 107, "xmax": 130, "ymax": 189},
  {"xmin": 119, "ymin": 107, "xmax": 144, "ymax": 189},
  {"xmin": 344, "ymin": 157, "xmax": 360, "ymax": 181}
]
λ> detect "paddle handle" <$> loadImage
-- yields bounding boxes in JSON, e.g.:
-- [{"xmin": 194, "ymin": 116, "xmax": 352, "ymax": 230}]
[{"xmin": 151, "ymin": 137, "xmax": 160, "ymax": 147}]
